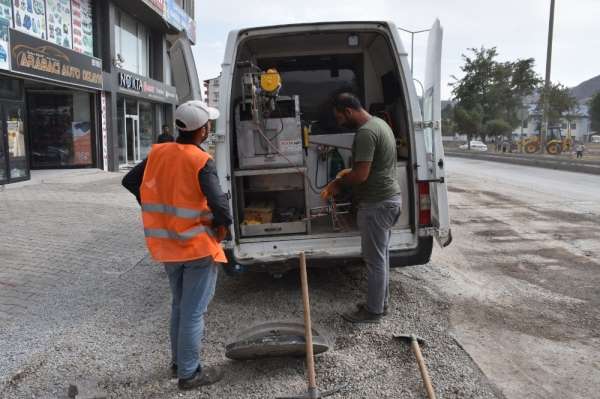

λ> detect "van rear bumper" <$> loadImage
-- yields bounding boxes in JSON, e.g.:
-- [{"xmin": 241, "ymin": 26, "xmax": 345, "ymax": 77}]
[{"xmin": 224, "ymin": 231, "xmax": 432, "ymax": 273}]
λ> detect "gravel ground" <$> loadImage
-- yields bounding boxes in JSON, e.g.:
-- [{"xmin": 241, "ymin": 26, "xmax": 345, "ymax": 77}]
[
  {"xmin": 0, "ymin": 173, "xmax": 502, "ymax": 398},
  {"xmin": 0, "ymin": 259, "xmax": 502, "ymax": 399}
]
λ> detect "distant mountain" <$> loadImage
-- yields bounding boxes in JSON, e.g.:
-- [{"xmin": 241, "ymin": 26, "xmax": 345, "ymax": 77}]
[{"xmin": 571, "ymin": 75, "xmax": 600, "ymax": 101}]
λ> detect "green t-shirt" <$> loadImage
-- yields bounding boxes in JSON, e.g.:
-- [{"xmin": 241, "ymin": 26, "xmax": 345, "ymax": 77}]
[{"xmin": 351, "ymin": 116, "xmax": 400, "ymax": 203}]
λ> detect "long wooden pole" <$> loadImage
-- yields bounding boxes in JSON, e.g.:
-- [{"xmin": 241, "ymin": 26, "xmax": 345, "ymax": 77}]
[
  {"xmin": 411, "ymin": 338, "xmax": 436, "ymax": 399},
  {"xmin": 299, "ymin": 252, "xmax": 317, "ymax": 393}
]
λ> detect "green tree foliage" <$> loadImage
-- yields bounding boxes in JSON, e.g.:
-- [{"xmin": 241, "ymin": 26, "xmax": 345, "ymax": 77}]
[
  {"xmin": 451, "ymin": 47, "xmax": 541, "ymax": 130},
  {"xmin": 441, "ymin": 103, "xmax": 456, "ymax": 136},
  {"xmin": 589, "ymin": 92, "xmax": 600, "ymax": 133},
  {"xmin": 483, "ymin": 119, "xmax": 512, "ymax": 138},
  {"xmin": 535, "ymin": 83, "xmax": 579, "ymax": 128},
  {"xmin": 454, "ymin": 105, "xmax": 482, "ymax": 148}
]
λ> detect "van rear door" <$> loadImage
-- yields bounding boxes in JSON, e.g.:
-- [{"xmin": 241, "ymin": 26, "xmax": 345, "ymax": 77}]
[
  {"xmin": 169, "ymin": 37, "xmax": 202, "ymax": 103},
  {"xmin": 422, "ymin": 19, "xmax": 451, "ymax": 246}
]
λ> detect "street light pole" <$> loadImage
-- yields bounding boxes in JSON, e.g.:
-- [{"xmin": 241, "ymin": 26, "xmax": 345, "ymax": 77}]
[
  {"xmin": 541, "ymin": 0, "xmax": 556, "ymax": 153},
  {"xmin": 397, "ymin": 27, "xmax": 431, "ymax": 75}
]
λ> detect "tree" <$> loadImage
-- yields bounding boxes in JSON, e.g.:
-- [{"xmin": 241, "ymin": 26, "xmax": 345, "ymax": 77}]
[
  {"xmin": 454, "ymin": 105, "xmax": 483, "ymax": 149},
  {"xmin": 535, "ymin": 83, "xmax": 579, "ymax": 130},
  {"xmin": 451, "ymin": 47, "xmax": 541, "ymax": 136},
  {"xmin": 589, "ymin": 92, "xmax": 600, "ymax": 134},
  {"xmin": 484, "ymin": 119, "xmax": 513, "ymax": 138},
  {"xmin": 441, "ymin": 103, "xmax": 456, "ymax": 136}
]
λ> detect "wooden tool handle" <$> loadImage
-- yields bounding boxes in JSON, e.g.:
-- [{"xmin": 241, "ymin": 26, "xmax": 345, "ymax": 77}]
[
  {"xmin": 411, "ymin": 339, "xmax": 436, "ymax": 399},
  {"xmin": 299, "ymin": 252, "xmax": 317, "ymax": 390}
]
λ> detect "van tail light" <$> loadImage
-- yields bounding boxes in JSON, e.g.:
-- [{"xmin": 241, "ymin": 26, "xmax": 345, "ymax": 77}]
[{"xmin": 418, "ymin": 182, "xmax": 431, "ymax": 226}]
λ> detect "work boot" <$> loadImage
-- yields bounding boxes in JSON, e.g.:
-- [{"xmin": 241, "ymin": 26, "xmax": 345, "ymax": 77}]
[
  {"xmin": 356, "ymin": 303, "xmax": 389, "ymax": 316},
  {"xmin": 178, "ymin": 365, "xmax": 223, "ymax": 390},
  {"xmin": 342, "ymin": 304, "xmax": 383, "ymax": 324}
]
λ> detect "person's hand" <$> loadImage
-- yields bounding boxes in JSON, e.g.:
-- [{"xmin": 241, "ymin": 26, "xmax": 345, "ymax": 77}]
[
  {"xmin": 320, "ymin": 179, "xmax": 341, "ymax": 200},
  {"xmin": 336, "ymin": 168, "xmax": 352, "ymax": 179},
  {"xmin": 216, "ymin": 226, "xmax": 230, "ymax": 242}
]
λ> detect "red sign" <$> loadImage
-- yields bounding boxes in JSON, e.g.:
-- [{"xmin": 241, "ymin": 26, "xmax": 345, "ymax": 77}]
[{"xmin": 145, "ymin": 0, "xmax": 165, "ymax": 13}]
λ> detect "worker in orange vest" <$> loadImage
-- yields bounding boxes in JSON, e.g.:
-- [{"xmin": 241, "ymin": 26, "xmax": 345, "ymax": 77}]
[{"xmin": 122, "ymin": 100, "xmax": 232, "ymax": 390}]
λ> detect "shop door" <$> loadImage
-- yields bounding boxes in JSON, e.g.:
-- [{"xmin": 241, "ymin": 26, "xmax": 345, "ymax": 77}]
[
  {"xmin": 0, "ymin": 102, "xmax": 28, "ymax": 183},
  {"xmin": 125, "ymin": 114, "xmax": 140, "ymax": 165}
]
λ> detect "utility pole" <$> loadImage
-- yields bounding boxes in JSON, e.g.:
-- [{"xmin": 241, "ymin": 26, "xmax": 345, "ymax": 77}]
[
  {"xmin": 397, "ymin": 27, "xmax": 431, "ymax": 75},
  {"xmin": 541, "ymin": 0, "xmax": 556, "ymax": 153}
]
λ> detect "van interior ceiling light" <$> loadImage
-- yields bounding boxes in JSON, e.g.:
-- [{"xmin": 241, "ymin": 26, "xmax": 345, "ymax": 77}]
[{"xmin": 348, "ymin": 34, "xmax": 359, "ymax": 47}]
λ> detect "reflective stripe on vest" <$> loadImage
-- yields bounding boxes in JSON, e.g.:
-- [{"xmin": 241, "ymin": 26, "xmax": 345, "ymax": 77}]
[
  {"xmin": 144, "ymin": 225, "xmax": 215, "ymax": 241},
  {"xmin": 141, "ymin": 203, "xmax": 213, "ymax": 220}
]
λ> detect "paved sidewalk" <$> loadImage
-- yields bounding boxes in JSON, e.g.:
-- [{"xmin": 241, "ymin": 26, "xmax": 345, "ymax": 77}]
[{"xmin": 0, "ymin": 171, "xmax": 145, "ymax": 322}]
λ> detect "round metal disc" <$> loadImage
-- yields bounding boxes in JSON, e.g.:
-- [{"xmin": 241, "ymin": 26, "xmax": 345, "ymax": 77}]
[{"xmin": 225, "ymin": 334, "xmax": 331, "ymax": 360}]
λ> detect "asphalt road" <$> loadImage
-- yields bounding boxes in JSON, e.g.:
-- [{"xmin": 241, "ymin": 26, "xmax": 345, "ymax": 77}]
[{"xmin": 429, "ymin": 157, "xmax": 600, "ymax": 399}]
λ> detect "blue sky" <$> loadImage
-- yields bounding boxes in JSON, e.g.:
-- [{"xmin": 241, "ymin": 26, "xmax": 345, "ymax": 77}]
[{"xmin": 192, "ymin": 0, "xmax": 600, "ymax": 100}]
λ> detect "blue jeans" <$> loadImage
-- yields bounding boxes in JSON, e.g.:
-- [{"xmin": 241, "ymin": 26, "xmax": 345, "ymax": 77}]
[
  {"xmin": 164, "ymin": 256, "xmax": 218, "ymax": 379},
  {"xmin": 356, "ymin": 195, "xmax": 402, "ymax": 314}
]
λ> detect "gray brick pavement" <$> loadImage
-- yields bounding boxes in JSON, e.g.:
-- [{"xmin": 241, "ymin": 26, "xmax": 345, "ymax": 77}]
[{"xmin": 0, "ymin": 173, "xmax": 147, "ymax": 322}]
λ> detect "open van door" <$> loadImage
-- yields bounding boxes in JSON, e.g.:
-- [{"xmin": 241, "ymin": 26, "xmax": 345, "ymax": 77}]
[
  {"xmin": 422, "ymin": 19, "xmax": 451, "ymax": 246},
  {"xmin": 169, "ymin": 37, "xmax": 202, "ymax": 103}
]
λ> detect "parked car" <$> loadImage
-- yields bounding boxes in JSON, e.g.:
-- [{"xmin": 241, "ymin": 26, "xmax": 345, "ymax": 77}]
[{"xmin": 459, "ymin": 140, "xmax": 488, "ymax": 151}]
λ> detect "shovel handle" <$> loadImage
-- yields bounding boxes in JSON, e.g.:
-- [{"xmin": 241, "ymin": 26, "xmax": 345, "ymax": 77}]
[
  {"xmin": 411, "ymin": 338, "xmax": 436, "ymax": 399},
  {"xmin": 299, "ymin": 252, "xmax": 317, "ymax": 390}
]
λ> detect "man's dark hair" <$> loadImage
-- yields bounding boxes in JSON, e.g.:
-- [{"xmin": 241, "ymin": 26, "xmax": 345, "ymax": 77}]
[
  {"xmin": 333, "ymin": 92, "xmax": 363, "ymax": 112},
  {"xmin": 162, "ymin": 124, "xmax": 169, "ymax": 129}
]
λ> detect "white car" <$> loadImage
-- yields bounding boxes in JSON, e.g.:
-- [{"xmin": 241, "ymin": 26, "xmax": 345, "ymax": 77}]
[{"xmin": 459, "ymin": 140, "xmax": 488, "ymax": 151}]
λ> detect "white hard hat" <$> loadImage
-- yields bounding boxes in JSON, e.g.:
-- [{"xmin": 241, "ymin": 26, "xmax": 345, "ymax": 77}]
[{"xmin": 175, "ymin": 100, "xmax": 220, "ymax": 132}]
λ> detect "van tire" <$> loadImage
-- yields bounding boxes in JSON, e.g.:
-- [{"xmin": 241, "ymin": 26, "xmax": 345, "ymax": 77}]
[{"xmin": 389, "ymin": 237, "xmax": 433, "ymax": 268}]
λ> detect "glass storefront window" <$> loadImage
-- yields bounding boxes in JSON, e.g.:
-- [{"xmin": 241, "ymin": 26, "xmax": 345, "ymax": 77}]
[
  {"xmin": 28, "ymin": 92, "xmax": 93, "ymax": 168},
  {"xmin": 139, "ymin": 101, "xmax": 154, "ymax": 159},
  {"xmin": 6, "ymin": 105, "xmax": 27, "ymax": 178}
]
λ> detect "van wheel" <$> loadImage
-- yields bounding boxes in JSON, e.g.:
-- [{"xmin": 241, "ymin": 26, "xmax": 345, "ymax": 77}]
[{"xmin": 389, "ymin": 237, "xmax": 433, "ymax": 268}]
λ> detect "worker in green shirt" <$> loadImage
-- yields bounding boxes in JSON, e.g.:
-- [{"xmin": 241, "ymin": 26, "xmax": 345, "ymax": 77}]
[{"xmin": 322, "ymin": 92, "xmax": 401, "ymax": 323}]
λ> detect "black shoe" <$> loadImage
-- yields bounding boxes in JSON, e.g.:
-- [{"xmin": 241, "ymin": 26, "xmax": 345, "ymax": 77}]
[
  {"xmin": 170, "ymin": 364, "xmax": 177, "ymax": 379},
  {"xmin": 342, "ymin": 304, "xmax": 383, "ymax": 324},
  {"xmin": 356, "ymin": 303, "xmax": 389, "ymax": 316},
  {"xmin": 178, "ymin": 365, "xmax": 223, "ymax": 390}
]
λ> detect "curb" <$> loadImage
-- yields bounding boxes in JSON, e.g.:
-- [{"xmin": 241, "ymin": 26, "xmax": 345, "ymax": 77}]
[{"xmin": 445, "ymin": 151, "xmax": 600, "ymax": 175}]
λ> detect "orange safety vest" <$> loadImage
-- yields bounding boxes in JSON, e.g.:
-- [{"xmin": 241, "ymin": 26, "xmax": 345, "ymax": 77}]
[{"xmin": 140, "ymin": 143, "xmax": 227, "ymax": 263}]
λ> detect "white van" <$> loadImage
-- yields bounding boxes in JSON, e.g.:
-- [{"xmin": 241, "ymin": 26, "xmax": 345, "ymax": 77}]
[{"xmin": 205, "ymin": 21, "xmax": 451, "ymax": 272}]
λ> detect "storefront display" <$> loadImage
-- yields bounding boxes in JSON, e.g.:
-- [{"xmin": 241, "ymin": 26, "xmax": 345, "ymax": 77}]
[
  {"xmin": 6, "ymin": 105, "xmax": 27, "ymax": 178},
  {"xmin": 13, "ymin": 0, "xmax": 47, "ymax": 40},
  {"xmin": 71, "ymin": 0, "xmax": 93, "ymax": 56},
  {"xmin": 28, "ymin": 91, "xmax": 93, "ymax": 168},
  {"xmin": 45, "ymin": 0, "xmax": 72, "ymax": 49}
]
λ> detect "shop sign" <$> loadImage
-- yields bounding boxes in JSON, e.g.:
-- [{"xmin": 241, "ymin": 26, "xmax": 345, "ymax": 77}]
[
  {"xmin": 10, "ymin": 28, "xmax": 102, "ymax": 90},
  {"xmin": 71, "ymin": 0, "xmax": 93, "ymax": 56},
  {"xmin": 165, "ymin": 0, "xmax": 196, "ymax": 43},
  {"xmin": 119, "ymin": 72, "xmax": 143, "ymax": 91},
  {"xmin": 0, "ymin": 17, "xmax": 10, "ymax": 70},
  {"xmin": 46, "ymin": 0, "xmax": 73, "ymax": 49},
  {"xmin": 101, "ymin": 92, "xmax": 108, "ymax": 171},
  {"xmin": 13, "ymin": 0, "xmax": 47, "ymax": 41},
  {"xmin": 117, "ymin": 69, "xmax": 178, "ymax": 104}
]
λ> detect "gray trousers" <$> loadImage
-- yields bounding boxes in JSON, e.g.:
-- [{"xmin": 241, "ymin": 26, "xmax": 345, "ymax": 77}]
[{"xmin": 356, "ymin": 195, "xmax": 402, "ymax": 314}]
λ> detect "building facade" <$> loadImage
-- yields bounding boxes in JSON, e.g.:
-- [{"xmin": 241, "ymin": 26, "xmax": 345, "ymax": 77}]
[
  {"xmin": 512, "ymin": 101, "xmax": 593, "ymax": 143},
  {"xmin": 0, "ymin": 0, "xmax": 196, "ymax": 184},
  {"xmin": 203, "ymin": 74, "xmax": 220, "ymax": 108}
]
